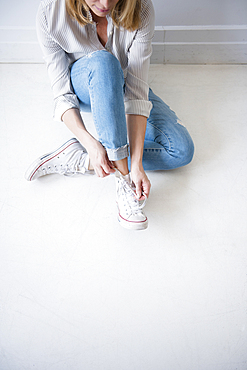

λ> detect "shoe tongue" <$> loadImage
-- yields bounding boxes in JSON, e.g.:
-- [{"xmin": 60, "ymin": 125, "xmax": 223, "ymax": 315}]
[{"xmin": 122, "ymin": 173, "xmax": 131, "ymax": 184}]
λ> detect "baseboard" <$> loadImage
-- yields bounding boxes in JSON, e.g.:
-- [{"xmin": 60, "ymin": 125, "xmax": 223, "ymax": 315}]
[
  {"xmin": 0, "ymin": 27, "xmax": 43, "ymax": 63},
  {"xmin": 1, "ymin": 25, "xmax": 247, "ymax": 64},
  {"xmin": 151, "ymin": 25, "xmax": 247, "ymax": 64}
]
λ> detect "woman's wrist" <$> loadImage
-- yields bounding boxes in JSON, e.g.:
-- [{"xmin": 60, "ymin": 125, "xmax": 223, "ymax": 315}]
[{"xmin": 130, "ymin": 159, "xmax": 144, "ymax": 172}]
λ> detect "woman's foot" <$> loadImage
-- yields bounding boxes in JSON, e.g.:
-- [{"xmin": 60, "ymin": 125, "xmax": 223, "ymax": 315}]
[
  {"xmin": 25, "ymin": 138, "xmax": 92, "ymax": 181},
  {"xmin": 115, "ymin": 170, "xmax": 148, "ymax": 230}
]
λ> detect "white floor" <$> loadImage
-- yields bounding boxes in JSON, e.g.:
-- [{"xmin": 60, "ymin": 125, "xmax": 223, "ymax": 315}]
[{"xmin": 1, "ymin": 63, "xmax": 247, "ymax": 370}]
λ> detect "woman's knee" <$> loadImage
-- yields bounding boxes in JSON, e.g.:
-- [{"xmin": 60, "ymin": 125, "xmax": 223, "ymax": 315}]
[
  {"xmin": 173, "ymin": 125, "xmax": 194, "ymax": 166},
  {"xmin": 157, "ymin": 124, "xmax": 194, "ymax": 168},
  {"xmin": 87, "ymin": 50, "xmax": 124, "ymax": 84}
]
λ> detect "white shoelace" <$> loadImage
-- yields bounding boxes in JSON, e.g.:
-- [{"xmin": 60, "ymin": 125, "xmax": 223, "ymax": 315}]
[
  {"xmin": 116, "ymin": 170, "xmax": 147, "ymax": 215},
  {"xmin": 45, "ymin": 150, "xmax": 89, "ymax": 176}
]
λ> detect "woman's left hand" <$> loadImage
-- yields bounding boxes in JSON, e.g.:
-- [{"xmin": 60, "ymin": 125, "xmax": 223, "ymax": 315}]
[{"xmin": 131, "ymin": 164, "xmax": 151, "ymax": 201}]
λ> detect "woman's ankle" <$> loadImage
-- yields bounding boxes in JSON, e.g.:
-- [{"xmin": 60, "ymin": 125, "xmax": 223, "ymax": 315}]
[{"xmin": 112, "ymin": 158, "xmax": 129, "ymax": 176}]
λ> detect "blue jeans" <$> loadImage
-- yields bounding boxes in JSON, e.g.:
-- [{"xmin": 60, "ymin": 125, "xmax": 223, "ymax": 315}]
[{"xmin": 70, "ymin": 50, "xmax": 194, "ymax": 170}]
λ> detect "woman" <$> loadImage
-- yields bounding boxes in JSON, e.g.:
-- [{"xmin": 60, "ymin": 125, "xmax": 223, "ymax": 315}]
[{"xmin": 25, "ymin": 0, "xmax": 194, "ymax": 230}]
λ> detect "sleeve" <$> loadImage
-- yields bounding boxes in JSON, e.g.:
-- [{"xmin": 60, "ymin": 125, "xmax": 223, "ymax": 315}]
[
  {"xmin": 124, "ymin": 0, "xmax": 155, "ymax": 118},
  {"xmin": 36, "ymin": 3, "xmax": 80, "ymax": 122}
]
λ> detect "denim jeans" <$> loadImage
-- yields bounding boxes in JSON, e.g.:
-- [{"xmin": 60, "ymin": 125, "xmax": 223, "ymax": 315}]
[{"xmin": 70, "ymin": 50, "xmax": 194, "ymax": 170}]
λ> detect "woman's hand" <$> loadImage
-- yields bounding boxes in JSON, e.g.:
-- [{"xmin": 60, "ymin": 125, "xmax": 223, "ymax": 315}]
[
  {"xmin": 126, "ymin": 114, "xmax": 150, "ymax": 200},
  {"xmin": 62, "ymin": 108, "xmax": 115, "ymax": 178},
  {"xmin": 131, "ymin": 163, "xmax": 151, "ymax": 200},
  {"xmin": 87, "ymin": 139, "xmax": 115, "ymax": 178}
]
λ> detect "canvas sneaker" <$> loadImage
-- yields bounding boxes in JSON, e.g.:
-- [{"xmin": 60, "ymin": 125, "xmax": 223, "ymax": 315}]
[
  {"xmin": 25, "ymin": 138, "xmax": 92, "ymax": 181},
  {"xmin": 115, "ymin": 170, "xmax": 148, "ymax": 230}
]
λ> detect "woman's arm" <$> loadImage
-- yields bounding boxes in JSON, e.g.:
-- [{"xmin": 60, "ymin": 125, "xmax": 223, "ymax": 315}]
[
  {"xmin": 126, "ymin": 114, "xmax": 151, "ymax": 199},
  {"xmin": 123, "ymin": 0, "xmax": 154, "ymax": 198},
  {"xmin": 62, "ymin": 108, "xmax": 115, "ymax": 177},
  {"xmin": 124, "ymin": 0, "xmax": 155, "ymax": 119},
  {"xmin": 36, "ymin": 2, "xmax": 82, "ymax": 122}
]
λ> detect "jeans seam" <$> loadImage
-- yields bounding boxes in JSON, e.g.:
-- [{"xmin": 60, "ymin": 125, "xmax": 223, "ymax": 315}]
[
  {"xmin": 88, "ymin": 70, "xmax": 102, "ymax": 144},
  {"xmin": 144, "ymin": 148, "xmax": 163, "ymax": 152},
  {"xmin": 147, "ymin": 121, "xmax": 173, "ymax": 151},
  {"xmin": 87, "ymin": 66, "xmax": 127, "ymax": 153}
]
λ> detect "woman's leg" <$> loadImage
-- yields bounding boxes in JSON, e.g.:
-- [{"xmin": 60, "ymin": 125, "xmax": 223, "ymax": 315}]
[
  {"xmin": 71, "ymin": 50, "xmax": 148, "ymax": 229},
  {"xmin": 70, "ymin": 50, "xmax": 128, "ymax": 174},
  {"xmin": 139, "ymin": 89, "xmax": 194, "ymax": 171}
]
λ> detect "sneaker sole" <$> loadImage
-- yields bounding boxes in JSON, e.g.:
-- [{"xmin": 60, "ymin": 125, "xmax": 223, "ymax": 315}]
[
  {"xmin": 117, "ymin": 213, "xmax": 148, "ymax": 230},
  {"xmin": 25, "ymin": 138, "xmax": 80, "ymax": 181}
]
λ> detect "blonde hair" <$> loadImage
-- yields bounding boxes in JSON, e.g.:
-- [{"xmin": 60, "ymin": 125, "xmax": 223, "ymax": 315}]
[{"xmin": 66, "ymin": 0, "xmax": 141, "ymax": 31}]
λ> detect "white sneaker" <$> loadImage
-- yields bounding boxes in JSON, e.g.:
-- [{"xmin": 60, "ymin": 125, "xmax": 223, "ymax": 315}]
[
  {"xmin": 25, "ymin": 138, "xmax": 92, "ymax": 181},
  {"xmin": 115, "ymin": 170, "xmax": 148, "ymax": 230}
]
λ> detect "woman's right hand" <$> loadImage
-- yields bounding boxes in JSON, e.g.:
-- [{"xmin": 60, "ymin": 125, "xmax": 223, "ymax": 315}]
[
  {"xmin": 62, "ymin": 108, "xmax": 115, "ymax": 178},
  {"xmin": 86, "ymin": 139, "xmax": 115, "ymax": 178}
]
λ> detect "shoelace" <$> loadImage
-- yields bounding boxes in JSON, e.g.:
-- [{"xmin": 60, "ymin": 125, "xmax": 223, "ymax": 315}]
[
  {"xmin": 116, "ymin": 171, "xmax": 147, "ymax": 215},
  {"xmin": 45, "ymin": 150, "xmax": 88, "ymax": 176}
]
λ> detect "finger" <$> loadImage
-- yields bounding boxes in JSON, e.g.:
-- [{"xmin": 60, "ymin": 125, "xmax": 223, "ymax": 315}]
[
  {"xmin": 135, "ymin": 182, "xmax": 142, "ymax": 200},
  {"xmin": 138, "ymin": 183, "xmax": 151, "ymax": 200},
  {"xmin": 108, "ymin": 160, "xmax": 117, "ymax": 172},
  {"xmin": 143, "ymin": 178, "xmax": 151, "ymax": 196},
  {"xmin": 94, "ymin": 165, "xmax": 110, "ymax": 178},
  {"xmin": 142, "ymin": 186, "xmax": 150, "ymax": 198},
  {"xmin": 102, "ymin": 162, "xmax": 115, "ymax": 175},
  {"xmin": 94, "ymin": 157, "xmax": 114, "ymax": 177}
]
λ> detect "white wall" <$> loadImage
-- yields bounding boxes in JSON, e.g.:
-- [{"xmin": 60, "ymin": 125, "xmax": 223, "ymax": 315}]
[
  {"xmin": 1, "ymin": 0, "xmax": 247, "ymax": 28},
  {"xmin": 0, "ymin": 0, "xmax": 247, "ymax": 63},
  {"xmin": 152, "ymin": 0, "xmax": 247, "ymax": 26},
  {"xmin": 0, "ymin": 0, "xmax": 40, "ymax": 27},
  {"xmin": 151, "ymin": 0, "xmax": 247, "ymax": 63}
]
